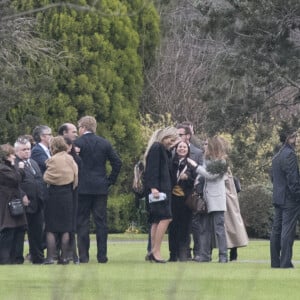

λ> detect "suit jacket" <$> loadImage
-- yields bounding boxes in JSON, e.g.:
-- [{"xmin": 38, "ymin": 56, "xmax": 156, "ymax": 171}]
[
  {"xmin": 31, "ymin": 143, "xmax": 49, "ymax": 175},
  {"xmin": 16, "ymin": 157, "xmax": 44, "ymax": 214},
  {"xmin": 189, "ymin": 143, "xmax": 203, "ymax": 165},
  {"xmin": 271, "ymin": 143, "xmax": 300, "ymax": 206},
  {"xmin": 74, "ymin": 133, "xmax": 122, "ymax": 195}
]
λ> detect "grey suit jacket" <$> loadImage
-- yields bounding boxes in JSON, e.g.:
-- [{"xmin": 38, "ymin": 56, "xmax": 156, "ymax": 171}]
[{"xmin": 189, "ymin": 143, "xmax": 203, "ymax": 165}]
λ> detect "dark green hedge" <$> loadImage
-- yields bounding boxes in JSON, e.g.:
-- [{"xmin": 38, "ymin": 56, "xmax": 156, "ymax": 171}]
[{"xmin": 239, "ymin": 184, "xmax": 274, "ymax": 239}]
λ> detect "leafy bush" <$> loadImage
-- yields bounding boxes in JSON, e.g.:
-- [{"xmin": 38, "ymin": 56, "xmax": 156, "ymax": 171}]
[
  {"xmin": 106, "ymin": 194, "xmax": 137, "ymax": 233},
  {"xmin": 239, "ymin": 184, "xmax": 274, "ymax": 239}
]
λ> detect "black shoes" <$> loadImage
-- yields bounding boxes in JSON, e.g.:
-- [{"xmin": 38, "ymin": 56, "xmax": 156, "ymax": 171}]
[
  {"xmin": 229, "ymin": 247, "xmax": 238, "ymax": 261},
  {"xmin": 43, "ymin": 258, "xmax": 55, "ymax": 265},
  {"xmin": 57, "ymin": 258, "xmax": 69, "ymax": 265},
  {"xmin": 73, "ymin": 258, "xmax": 80, "ymax": 265},
  {"xmin": 98, "ymin": 257, "xmax": 108, "ymax": 264},
  {"xmin": 149, "ymin": 253, "xmax": 166, "ymax": 263},
  {"xmin": 168, "ymin": 257, "xmax": 178, "ymax": 262}
]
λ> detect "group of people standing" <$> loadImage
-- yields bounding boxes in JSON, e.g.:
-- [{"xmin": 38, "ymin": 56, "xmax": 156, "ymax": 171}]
[
  {"xmin": 142, "ymin": 123, "xmax": 248, "ymax": 263},
  {"xmin": 0, "ymin": 116, "xmax": 121, "ymax": 265}
]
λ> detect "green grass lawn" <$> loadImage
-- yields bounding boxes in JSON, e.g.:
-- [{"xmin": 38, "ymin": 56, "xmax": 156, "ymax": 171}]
[{"xmin": 1, "ymin": 235, "xmax": 300, "ymax": 300}]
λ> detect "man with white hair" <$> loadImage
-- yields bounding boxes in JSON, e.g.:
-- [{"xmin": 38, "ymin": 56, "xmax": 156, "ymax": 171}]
[{"xmin": 15, "ymin": 136, "xmax": 45, "ymax": 264}]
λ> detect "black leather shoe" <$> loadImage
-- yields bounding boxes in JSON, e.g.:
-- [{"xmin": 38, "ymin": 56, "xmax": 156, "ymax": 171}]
[
  {"xmin": 149, "ymin": 253, "xmax": 166, "ymax": 263},
  {"xmin": 43, "ymin": 258, "xmax": 54, "ymax": 265},
  {"xmin": 57, "ymin": 258, "xmax": 69, "ymax": 265},
  {"xmin": 73, "ymin": 258, "xmax": 80, "ymax": 265},
  {"xmin": 168, "ymin": 257, "xmax": 178, "ymax": 262},
  {"xmin": 98, "ymin": 257, "xmax": 108, "ymax": 263}
]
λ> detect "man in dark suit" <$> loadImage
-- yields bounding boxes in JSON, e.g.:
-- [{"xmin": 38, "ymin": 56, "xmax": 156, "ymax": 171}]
[
  {"xmin": 15, "ymin": 137, "xmax": 45, "ymax": 264},
  {"xmin": 74, "ymin": 116, "xmax": 122, "ymax": 263},
  {"xmin": 270, "ymin": 124, "xmax": 300, "ymax": 268},
  {"xmin": 31, "ymin": 125, "xmax": 52, "ymax": 174}
]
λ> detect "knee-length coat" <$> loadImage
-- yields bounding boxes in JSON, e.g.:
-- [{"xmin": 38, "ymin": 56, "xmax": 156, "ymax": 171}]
[
  {"xmin": 224, "ymin": 170, "xmax": 248, "ymax": 248},
  {"xmin": 0, "ymin": 162, "xmax": 27, "ymax": 230}
]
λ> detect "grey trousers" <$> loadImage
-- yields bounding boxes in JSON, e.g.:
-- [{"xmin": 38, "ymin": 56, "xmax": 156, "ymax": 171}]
[
  {"xmin": 210, "ymin": 211, "xmax": 227, "ymax": 261},
  {"xmin": 192, "ymin": 213, "xmax": 212, "ymax": 261}
]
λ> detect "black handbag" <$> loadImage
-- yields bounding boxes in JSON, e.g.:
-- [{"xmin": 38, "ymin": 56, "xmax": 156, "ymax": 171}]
[{"xmin": 8, "ymin": 198, "xmax": 24, "ymax": 216}]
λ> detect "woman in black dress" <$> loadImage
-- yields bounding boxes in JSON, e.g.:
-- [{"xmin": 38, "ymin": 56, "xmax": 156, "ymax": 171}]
[
  {"xmin": 144, "ymin": 127, "xmax": 179, "ymax": 263},
  {"xmin": 43, "ymin": 136, "xmax": 78, "ymax": 264}
]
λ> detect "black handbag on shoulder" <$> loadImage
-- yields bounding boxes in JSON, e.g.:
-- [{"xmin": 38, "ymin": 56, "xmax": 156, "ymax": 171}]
[{"xmin": 8, "ymin": 198, "xmax": 24, "ymax": 216}]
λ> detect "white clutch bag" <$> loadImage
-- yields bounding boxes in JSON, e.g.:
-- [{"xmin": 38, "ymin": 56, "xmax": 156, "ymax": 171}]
[{"xmin": 148, "ymin": 192, "xmax": 167, "ymax": 203}]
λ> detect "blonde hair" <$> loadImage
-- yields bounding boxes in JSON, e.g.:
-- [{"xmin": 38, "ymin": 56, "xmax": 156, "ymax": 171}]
[
  {"xmin": 205, "ymin": 136, "xmax": 228, "ymax": 160},
  {"xmin": 78, "ymin": 116, "xmax": 97, "ymax": 133},
  {"xmin": 50, "ymin": 136, "xmax": 68, "ymax": 155},
  {"xmin": 143, "ymin": 126, "xmax": 178, "ymax": 164}
]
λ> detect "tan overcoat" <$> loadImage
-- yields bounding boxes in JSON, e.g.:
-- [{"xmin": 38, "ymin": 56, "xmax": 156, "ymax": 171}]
[
  {"xmin": 224, "ymin": 170, "xmax": 248, "ymax": 248},
  {"xmin": 44, "ymin": 151, "xmax": 78, "ymax": 188}
]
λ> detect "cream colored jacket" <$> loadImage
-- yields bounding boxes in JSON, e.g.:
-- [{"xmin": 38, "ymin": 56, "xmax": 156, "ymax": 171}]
[{"xmin": 44, "ymin": 151, "xmax": 78, "ymax": 188}]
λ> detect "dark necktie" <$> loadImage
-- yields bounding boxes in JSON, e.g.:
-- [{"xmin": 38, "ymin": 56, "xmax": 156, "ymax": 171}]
[{"xmin": 25, "ymin": 160, "xmax": 36, "ymax": 175}]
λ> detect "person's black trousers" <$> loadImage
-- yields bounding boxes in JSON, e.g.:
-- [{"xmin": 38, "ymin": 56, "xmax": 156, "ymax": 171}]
[
  {"xmin": 168, "ymin": 195, "xmax": 192, "ymax": 261},
  {"xmin": 77, "ymin": 194, "xmax": 108, "ymax": 263},
  {"xmin": 270, "ymin": 203, "xmax": 300, "ymax": 268},
  {"xmin": 26, "ymin": 210, "xmax": 45, "ymax": 263},
  {"xmin": 0, "ymin": 227, "xmax": 25, "ymax": 264}
]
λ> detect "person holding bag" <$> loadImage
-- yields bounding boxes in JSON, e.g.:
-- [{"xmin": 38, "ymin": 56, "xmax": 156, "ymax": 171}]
[
  {"xmin": 0, "ymin": 144, "xmax": 29, "ymax": 264},
  {"xmin": 144, "ymin": 127, "xmax": 179, "ymax": 263}
]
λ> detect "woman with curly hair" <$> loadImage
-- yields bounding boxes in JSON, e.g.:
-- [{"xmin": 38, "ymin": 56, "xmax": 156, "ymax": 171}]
[{"xmin": 188, "ymin": 136, "xmax": 228, "ymax": 263}]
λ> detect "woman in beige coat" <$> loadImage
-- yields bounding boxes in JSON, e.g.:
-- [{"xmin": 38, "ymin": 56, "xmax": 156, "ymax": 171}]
[
  {"xmin": 225, "ymin": 169, "xmax": 248, "ymax": 261},
  {"xmin": 43, "ymin": 136, "xmax": 78, "ymax": 264}
]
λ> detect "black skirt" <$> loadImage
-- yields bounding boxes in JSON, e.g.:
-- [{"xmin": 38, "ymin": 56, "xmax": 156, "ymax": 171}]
[
  {"xmin": 45, "ymin": 184, "xmax": 73, "ymax": 233},
  {"xmin": 147, "ymin": 192, "xmax": 172, "ymax": 224}
]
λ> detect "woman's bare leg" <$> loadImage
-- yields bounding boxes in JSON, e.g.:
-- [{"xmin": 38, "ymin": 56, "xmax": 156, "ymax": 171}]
[{"xmin": 151, "ymin": 219, "xmax": 172, "ymax": 259}]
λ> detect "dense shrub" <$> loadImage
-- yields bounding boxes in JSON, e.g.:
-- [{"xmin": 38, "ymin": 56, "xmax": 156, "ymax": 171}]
[
  {"xmin": 239, "ymin": 184, "xmax": 274, "ymax": 239},
  {"xmin": 106, "ymin": 194, "xmax": 137, "ymax": 233}
]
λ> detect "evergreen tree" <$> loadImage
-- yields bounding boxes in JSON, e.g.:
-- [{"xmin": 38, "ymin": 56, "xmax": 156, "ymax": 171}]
[
  {"xmin": 10, "ymin": 0, "xmax": 160, "ymax": 192},
  {"xmin": 198, "ymin": 0, "xmax": 300, "ymax": 134}
]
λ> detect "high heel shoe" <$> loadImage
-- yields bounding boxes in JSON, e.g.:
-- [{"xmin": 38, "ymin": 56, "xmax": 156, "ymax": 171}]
[{"xmin": 149, "ymin": 253, "xmax": 166, "ymax": 263}]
